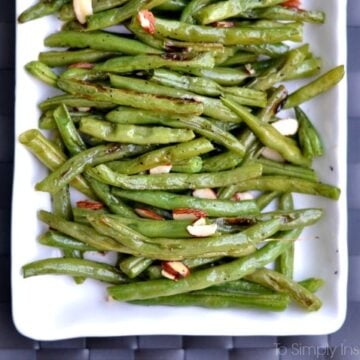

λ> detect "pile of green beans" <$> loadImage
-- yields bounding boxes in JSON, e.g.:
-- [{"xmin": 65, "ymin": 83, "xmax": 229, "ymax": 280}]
[{"xmin": 18, "ymin": 0, "xmax": 344, "ymax": 312}]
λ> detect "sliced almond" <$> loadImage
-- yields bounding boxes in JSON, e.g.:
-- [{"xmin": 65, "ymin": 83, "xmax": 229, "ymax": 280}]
[
  {"xmin": 261, "ymin": 147, "xmax": 285, "ymax": 162},
  {"xmin": 173, "ymin": 208, "xmax": 207, "ymax": 220},
  {"xmin": 76, "ymin": 107, "xmax": 91, "ymax": 112},
  {"xmin": 73, "ymin": 0, "xmax": 93, "ymax": 24},
  {"xmin": 161, "ymin": 261, "xmax": 190, "ymax": 280},
  {"xmin": 232, "ymin": 192, "xmax": 254, "ymax": 201},
  {"xmin": 135, "ymin": 208, "xmax": 164, "ymax": 220},
  {"xmin": 245, "ymin": 63, "xmax": 256, "ymax": 76},
  {"xmin": 149, "ymin": 164, "xmax": 172, "ymax": 174},
  {"xmin": 211, "ymin": 21, "xmax": 235, "ymax": 28},
  {"xmin": 271, "ymin": 118, "xmax": 298, "ymax": 136},
  {"xmin": 77, "ymin": 200, "xmax": 104, "ymax": 210},
  {"xmin": 192, "ymin": 188, "xmax": 217, "ymax": 199},
  {"xmin": 69, "ymin": 62, "xmax": 94, "ymax": 69},
  {"xmin": 192, "ymin": 217, "xmax": 206, "ymax": 226},
  {"xmin": 187, "ymin": 220, "xmax": 217, "ymax": 237},
  {"xmin": 137, "ymin": 10, "xmax": 156, "ymax": 34}
]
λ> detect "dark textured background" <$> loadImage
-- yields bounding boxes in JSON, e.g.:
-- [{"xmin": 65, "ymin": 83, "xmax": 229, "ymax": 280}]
[{"xmin": 1, "ymin": 2, "xmax": 359, "ymax": 359}]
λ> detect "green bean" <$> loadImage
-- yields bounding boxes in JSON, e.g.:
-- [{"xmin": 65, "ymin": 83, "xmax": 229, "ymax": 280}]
[
  {"xmin": 52, "ymin": 182, "xmax": 85, "ymax": 284},
  {"xmin": 216, "ymin": 208, "xmax": 323, "ymax": 232},
  {"xmin": 18, "ymin": 129, "xmax": 95, "ymax": 198},
  {"xmin": 249, "ymin": 45, "xmax": 308, "ymax": 91},
  {"xmin": 109, "ymin": 74, "xmax": 240, "ymax": 122},
  {"xmin": 58, "ymin": 78, "xmax": 204, "ymax": 116},
  {"xmin": 177, "ymin": 67, "xmax": 251, "ymax": 86},
  {"xmin": 157, "ymin": 0, "xmax": 187, "ymax": 11},
  {"xmin": 298, "ymin": 278, "xmax": 325, "ymax": 293},
  {"xmin": 36, "ymin": 143, "xmax": 151, "ymax": 195},
  {"xmin": 236, "ymin": 43, "xmax": 289, "ymax": 57},
  {"xmin": 286, "ymin": 57, "xmax": 322, "ymax": 80},
  {"xmin": 23, "ymin": 258, "xmax": 129, "ymax": 284},
  {"xmin": 206, "ymin": 278, "xmax": 274, "ymax": 294},
  {"xmin": 151, "ymin": 69, "xmax": 222, "ymax": 97},
  {"xmin": 246, "ymin": 6, "xmax": 325, "ymax": 24},
  {"xmin": 86, "ymin": 0, "xmax": 167, "ymax": 30},
  {"xmin": 202, "ymin": 151, "xmax": 242, "ymax": 172},
  {"xmin": 42, "ymin": 109, "xmax": 96, "ymax": 127},
  {"xmin": 95, "ymin": 52, "xmax": 215, "ymax": 73},
  {"xmin": 89, "ymin": 214, "xmax": 194, "ymax": 238},
  {"xmin": 165, "ymin": 116, "xmax": 246, "ymax": 156},
  {"xmin": 39, "ymin": 49, "xmax": 118, "ymax": 67},
  {"xmin": 38, "ymin": 210, "xmax": 137, "ymax": 254},
  {"xmin": 107, "ymin": 240, "xmax": 294, "ymax": 301},
  {"xmin": 79, "ymin": 117, "xmax": 195, "ymax": 145},
  {"xmin": 256, "ymin": 191, "xmax": 280, "ymax": 210},
  {"xmin": 153, "ymin": 17, "xmax": 303, "ymax": 45},
  {"xmin": 113, "ymin": 189, "xmax": 259, "ymax": 216},
  {"xmin": 85, "ymin": 175, "xmax": 140, "ymax": 218},
  {"xmin": 44, "ymin": 30, "xmax": 162, "ymax": 55},
  {"xmin": 39, "ymin": 230, "xmax": 97, "ymax": 252},
  {"xmin": 284, "ymin": 65, "xmax": 345, "ymax": 109},
  {"xmin": 180, "ymin": 0, "xmax": 213, "ymax": 23},
  {"xmin": 225, "ymin": 176, "xmax": 341, "ymax": 200},
  {"xmin": 120, "ymin": 256, "xmax": 153, "ymax": 278},
  {"xmin": 195, "ymin": 0, "xmax": 284, "ymax": 25},
  {"xmin": 59, "ymin": 0, "xmax": 130, "ymax": 21},
  {"xmin": 73, "ymin": 207, "xmax": 107, "ymax": 224},
  {"xmin": 39, "ymin": 94, "xmax": 116, "ymax": 112},
  {"xmin": 255, "ymin": 158, "xmax": 318, "ymax": 182},
  {"xmin": 220, "ymin": 52, "xmax": 258, "ymax": 67},
  {"xmin": 245, "ymin": 268, "xmax": 322, "ymax": 311},
  {"xmin": 90, "ymin": 214, "xmax": 283, "ymax": 259},
  {"xmin": 18, "ymin": 0, "xmax": 69, "ymax": 23},
  {"xmin": 295, "ymin": 107, "xmax": 324, "ymax": 159},
  {"xmin": 53, "ymin": 104, "xmax": 86, "ymax": 156},
  {"xmin": 25, "ymin": 61, "xmax": 58, "ymax": 87},
  {"xmin": 222, "ymin": 97, "xmax": 310, "ymax": 167},
  {"xmin": 131, "ymin": 292, "xmax": 289, "ymax": 311},
  {"xmin": 276, "ymin": 193, "xmax": 294, "ymax": 278},
  {"xmin": 106, "ymin": 138, "xmax": 213, "ymax": 174},
  {"xmin": 126, "ymin": 19, "xmax": 165, "ymax": 50},
  {"xmin": 128, "ymin": 18, "xmax": 225, "ymax": 53},
  {"xmin": 172, "ymin": 157, "xmax": 203, "ymax": 173},
  {"xmin": 88, "ymin": 162, "xmax": 262, "ymax": 190}
]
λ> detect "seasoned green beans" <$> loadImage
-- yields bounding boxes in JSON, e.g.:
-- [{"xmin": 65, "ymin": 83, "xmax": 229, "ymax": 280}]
[{"xmin": 18, "ymin": 0, "xmax": 342, "ymax": 314}]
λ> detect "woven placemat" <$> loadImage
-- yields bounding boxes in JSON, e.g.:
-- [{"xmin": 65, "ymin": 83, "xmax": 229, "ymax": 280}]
[{"xmin": 1, "ymin": 2, "xmax": 359, "ymax": 358}]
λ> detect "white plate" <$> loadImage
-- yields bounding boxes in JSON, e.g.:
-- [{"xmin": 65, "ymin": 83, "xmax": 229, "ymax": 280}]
[{"xmin": 12, "ymin": 0, "xmax": 348, "ymax": 340}]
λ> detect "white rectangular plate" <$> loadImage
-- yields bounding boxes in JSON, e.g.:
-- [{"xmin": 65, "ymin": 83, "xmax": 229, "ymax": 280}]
[{"xmin": 12, "ymin": 0, "xmax": 347, "ymax": 340}]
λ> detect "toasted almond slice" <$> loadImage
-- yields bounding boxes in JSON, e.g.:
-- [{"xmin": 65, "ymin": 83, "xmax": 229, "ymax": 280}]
[
  {"xmin": 73, "ymin": 0, "xmax": 93, "ymax": 24},
  {"xmin": 137, "ymin": 10, "xmax": 156, "ymax": 34},
  {"xmin": 161, "ymin": 269, "xmax": 177, "ymax": 280},
  {"xmin": 69, "ymin": 62, "xmax": 94, "ymax": 69},
  {"xmin": 187, "ymin": 221, "xmax": 217, "ymax": 237},
  {"xmin": 192, "ymin": 188, "xmax": 217, "ymax": 199},
  {"xmin": 271, "ymin": 118, "xmax": 298, "ymax": 136},
  {"xmin": 232, "ymin": 192, "xmax": 254, "ymax": 201},
  {"xmin": 161, "ymin": 261, "xmax": 190, "ymax": 280},
  {"xmin": 211, "ymin": 21, "xmax": 235, "ymax": 28},
  {"xmin": 261, "ymin": 147, "xmax": 285, "ymax": 162},
  {"xmin": 77, "ymin": 200, "xmax": 104, "ymax": 210},
  {"xmin": 149, "ymin": 164, "xmax": 172, "ymax": 174},
  {"xmin": 192, "ymin": 217, "xmax": 206, "ymax": 226},
  {"xmin": 135, "ymin": 208, "xmax": 164, "ymax": 220},
  {"xmin": 245, "ymin": 63, "xmax": 256, "ymax": 76},
  {"xmin": 173, "ymin": 208, "xmax": 207, "ymax": 220},
  {"xmin": 76, "ymin": 107, "xmax": 91, "ymax": 112}
]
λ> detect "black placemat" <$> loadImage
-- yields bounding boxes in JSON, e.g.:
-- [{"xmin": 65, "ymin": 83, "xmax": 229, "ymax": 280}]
[{"xmin": 1, "ymin": 2, "xmax": 359, "ymax": 359}]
